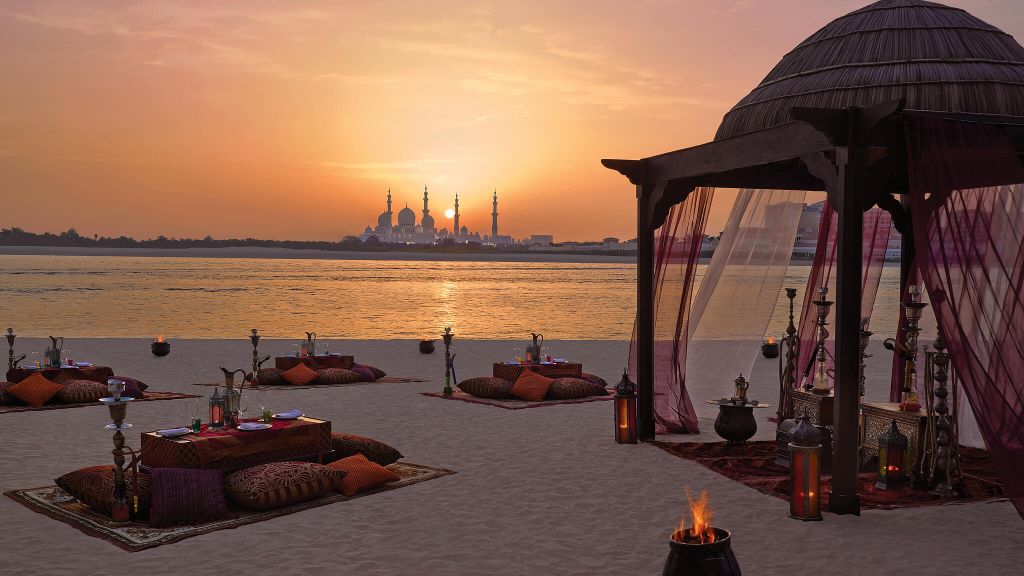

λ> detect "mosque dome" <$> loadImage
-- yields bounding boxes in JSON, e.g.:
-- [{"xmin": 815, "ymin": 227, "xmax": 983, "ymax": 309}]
[
  {"xmin": 460, "ymin": 225, "xmax": 468, "ymax": 235},
  {"xmin": 397, "ymin": 206, "xmax": 416, "ymax": 227},
  {"xmin": 363, "ymin": 226, "xmax": 373, "ymax": 234},
  {"xmin": 377, "ymin": 211, "xmax": 391, "ymax": 228},
  {"xmin": 421, "ymin": 214, "xmax": 435, "ymax": 230}
]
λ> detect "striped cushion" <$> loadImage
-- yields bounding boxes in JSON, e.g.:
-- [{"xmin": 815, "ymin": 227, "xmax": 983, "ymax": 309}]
[
  {"xmin": 314, "ymin": 368, "xmax": 362, "ymax": 385},
  {"xmin": 327, "ymin": 433, "xmax": 403, "ymax": 466},
  {"xmin": 546, "ymin": 377, "xmax": 609, "ymax": 400},
  {"xmin": 56, "ymin": 379, "xmax": 109, "ymax": 403},
  {"xmin": 225, "ymin": 461, "xmax": 344, "ymax": 510},
  {"xmin": 252, "ymin": 368, "xmax": 287, "ymax": 386},
  {"xmin": 0, "ymin": 381, "xmax": 19, "ymax": 405},
  {"xmin": 458, "ymin": 376, "xmax": 515, "ymax": 399},
  {"xmin": 149, "ymin": 468, "xmax": 228, "ymax": 527},
  {"xmin": 55, "ymin": 465, "xmax": 153, "ymax": 515}
]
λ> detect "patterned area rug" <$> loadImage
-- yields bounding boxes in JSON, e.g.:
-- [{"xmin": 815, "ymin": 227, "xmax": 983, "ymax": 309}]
[
  {"xmin": 193, "ymin": 376, "xmax": 426, "ymax": 390},
  {"xmin": 420, "ymin": 390, "xmax": 614, "ymax": 410},
  {"xmin": 652, "ymin": 440, "xmax": 1005, "ymax": 511},
  {"xmin": 5, "ymin": 462, "xmax": 454, "ymax": 551},
  {"xmin": 0, "ymin": 391, "xmax": 199, "ymax": 415}
]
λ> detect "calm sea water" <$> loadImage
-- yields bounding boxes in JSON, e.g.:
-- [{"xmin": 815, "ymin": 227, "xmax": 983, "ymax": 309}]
[{"xmin": 0, "ymin": 255, "xmax": 904, "ymax": 339}]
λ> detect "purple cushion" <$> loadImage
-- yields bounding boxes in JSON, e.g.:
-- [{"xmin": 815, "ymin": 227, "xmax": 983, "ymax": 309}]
[
  {"xmin": 149, "ymin": 468, "xmax": 228, "ymax": 527},
  {"xmin": 115, "ymin": 376, "xmax": 147, "ymax": 399},
  {"xmin": 349, "ymin": 364, "xmax": 377, "ymax": 382}
]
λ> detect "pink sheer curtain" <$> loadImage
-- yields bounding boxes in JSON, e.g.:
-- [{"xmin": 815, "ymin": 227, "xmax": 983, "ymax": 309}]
[
  {"xmin": 629, "ymin": 187, "xmax": 714, "ymax": 434},
  {"xmin": 796, "ymin": 204, "xmax": 893, "ymax": 390},
  {"xmin": 906, "ymin": 116, "xmax": 1024, "ymax": 517}
]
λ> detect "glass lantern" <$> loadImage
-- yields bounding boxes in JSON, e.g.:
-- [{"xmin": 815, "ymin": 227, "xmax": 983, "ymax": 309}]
[
  {"xmin": 789, "ymin": 415, "xmax": 822, "ymax": 521},
  {"xmin": 876, "ymin": 419, "xmax": 909, "ymax": 490},
  {"xmin": 614, "ymin": 369, "xmax": 637, "ymax": 444},
  {"xmin": 209, "ymin": 387, "xmax": 226, "ymax": 430}
]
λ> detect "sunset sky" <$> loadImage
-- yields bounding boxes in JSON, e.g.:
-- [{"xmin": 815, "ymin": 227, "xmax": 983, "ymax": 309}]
[{"xmin": 2, "ymin": 0, "xmax": 1022, "ymax": 241}]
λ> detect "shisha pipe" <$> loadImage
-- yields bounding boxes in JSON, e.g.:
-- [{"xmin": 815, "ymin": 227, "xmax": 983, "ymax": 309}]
[{"xmin": 7, "ymin": 328, "xmax": 26, "ymax": 370}]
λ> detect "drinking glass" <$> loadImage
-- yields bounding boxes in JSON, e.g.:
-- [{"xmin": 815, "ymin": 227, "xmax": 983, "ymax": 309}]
[
  {"xmin": 30, "ymin": 351, "xmax": 40, "ymax": 369},
  {"xmin": 259, "ymin": 390, "xmax": 272, "ymax": 423},
  {"xmin": 238, "ymin": 393, "xmax": 249, "ymax": 421},
  {"xmin": 513, "ymin": 347, "xmax": 522, "ymax": 364},
  {"xmin": 63, "ymin": 349, "xmax": 72, "ymax": 366},
  {"xmin": 188, "ymin": 398, "xmax": 201, "ymax": 432}
]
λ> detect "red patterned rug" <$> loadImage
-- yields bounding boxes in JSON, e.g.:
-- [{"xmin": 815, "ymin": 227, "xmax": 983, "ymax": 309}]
[
  {"xmin": 194, "ymin": 376, "xmax": 426, "ymax": 390},
  {"xmin": 651, "ymin": 440, "xmax": 1005, "ymax": 511},
  {"xmin": 420, "ymin": 390, "xmax": 614, "ymax": 409},
  {"xmin": 0, "ymin": 391, "xmax": 199, "ymax": 415}
]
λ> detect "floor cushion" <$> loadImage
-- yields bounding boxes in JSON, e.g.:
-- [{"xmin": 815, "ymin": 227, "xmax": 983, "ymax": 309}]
[
  {"xmin": 580, "ymin": 372, "xmax": 609, "ymax": 389},
  {"xmin": 280, "ymin": 363, "xmax": 319, "ymax": 386},
  {"xmin": 114, "ymin": 376, "xmax": 147, "ymax": 399},
  {"xmin": 55, "ymin": 465, "xmax": 153, "ymax": 515},
  {"xmin": 149, "ymin": 468, "xmax": 228, "ymax": 527},
  {"xmin": 225, "ymin": 461, "xmax": 345, "ymax": 510},
  {"xmin": 327, "ymin": 433, "xmax": 403, "ymax": 466},
  {"xmin": 364, "ymin": 365, "xmax": 386, "ymax": 379},
  {"xmin": 0, "ymin": 381, "xmax": 20, "ymax": 405},
  {"xmin": 458, "ymin": 376, "xmax": 515, "ymax": 399},
  {"xmin": 252, "ymin": 367, "xmax": 286, "ymax": 386},
  {"xmin": 56, "ymin": 379, "xmax": 109, "ymax": 403},
  {"xmin": 510, "ymin": 370, "xmax": 555, "ymax": 402},
  {"xmin": 349, "ymin": 364, "xmax": 377, "ymax": 382},
  {"xmin": 8, "ymin": 372, "xmax": 65, "ymax": 407},
  {"xmin": 326, "ymin": 454, "xmax": 400, "ymax": 496},
  {"xmin": 314, "ymin": 368, "xmax": 363, "ymax": 385},
  {"xmin": 546, "ymin": 377, "xmax": 609, "ymax": 400}
]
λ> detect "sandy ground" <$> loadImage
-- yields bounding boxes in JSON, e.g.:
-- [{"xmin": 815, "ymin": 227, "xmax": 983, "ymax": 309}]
[{"xmin": 1, "ymin": 338, "xmax": 1021, "ymax": 576}]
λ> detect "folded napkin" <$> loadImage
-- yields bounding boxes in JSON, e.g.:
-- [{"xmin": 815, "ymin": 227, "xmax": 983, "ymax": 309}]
[
  {"xmin": 552, "ymin": 358, "xmax": 567, "ymax": 363},
  {"xmin": 238, "ymin": 422, "xmax": 270, "ymax": 430},
  {"xmin": 274, "ymin": 409, "xmax": 303, "ymax": 419},
  {"xmin": 74, "ymin": 361, "xmax": 92, "ymax": 367},
  {"xmin": 157, "ymin": 427, "xmax": 190, "ymax": 436}
]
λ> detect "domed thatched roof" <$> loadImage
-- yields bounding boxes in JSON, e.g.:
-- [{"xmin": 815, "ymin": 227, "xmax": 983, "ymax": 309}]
[{"xmin": 715, "ymin": 0, "xmax": 1024, "ymax": 140}]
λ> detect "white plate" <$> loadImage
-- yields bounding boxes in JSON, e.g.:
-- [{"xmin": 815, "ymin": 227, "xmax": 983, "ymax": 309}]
[
  {"xmin": 238, "ymin": 422, "xmax": 272, "ymax": 431},
  {"xmin": 272, "ymin": 412, "xmax": 303, "ymax": 420}
]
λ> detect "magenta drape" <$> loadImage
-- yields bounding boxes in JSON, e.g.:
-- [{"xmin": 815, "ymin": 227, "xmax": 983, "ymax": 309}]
[
  {"xmin": 906, "ymin": 116, "xmax": 1024, "ymax": 517},
  {"xmin": 629, "ymin": 187, "xmax": 714, "ymax": 434},
  {"xmin": 796, "ymin": 204, "xmax": 892, "ymax": 390}
]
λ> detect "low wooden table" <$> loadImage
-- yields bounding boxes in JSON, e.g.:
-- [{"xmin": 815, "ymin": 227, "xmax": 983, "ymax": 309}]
[
  {"xmin": 6, "ymin": 364, "xmax": 114, "ymax": 384},
  {"xmin": 786, "ymin": 389, "xmax": 834, "ymax": 426},
  {"xmin": 860, "ymin": 402, "xmax": 928, "ymax": 479},
  {"xmin": 275, "ymin": 355, "xmax": 354, "ymax": 371},
  {"xmin": 141, "ymin": 417, "xmax": 332, "ymax": 472},
  {"xmin": 493, "ymin": 362, "xmax": 583, "ymax": 382}
]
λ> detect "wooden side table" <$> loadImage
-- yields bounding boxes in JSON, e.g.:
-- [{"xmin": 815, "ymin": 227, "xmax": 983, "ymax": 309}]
[
  {"xmin": 860, "ymin": 402, "xmax": 928, "ymax": 479},
  {"xmin": 493, "ymin": 362, "xmax": 583, "ymax": 382},
  {"xmin": 786, "ymin": 389, "xmax": 834, "ymax": 426}
]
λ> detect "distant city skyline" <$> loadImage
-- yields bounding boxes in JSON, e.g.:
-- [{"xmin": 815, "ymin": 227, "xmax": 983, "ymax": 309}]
[{"xmin": 1, "ymin": 1, "xmax": 1021, "ymax": 241}]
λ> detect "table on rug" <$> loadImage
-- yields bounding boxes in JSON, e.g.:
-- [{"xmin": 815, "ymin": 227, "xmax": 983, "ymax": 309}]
[
  {"xmin": 6, "ymin": 365, "xmax": 114, "ymax": 384},
  {"xmin": 706, "ymin": 399, "xmax": 772, "ymax": 445},
  {"xmin": 141, "ymin": 417, "xmax": 332, "ymax": 472},
  {"xmin": 492, "ymin": 362, "xmax": 583, "ymax": 382},
  {"xmin": 275, "ymin": 355, "xmax": 354, "ymax": 371},
  {"xmin": 860, "ymin": 402, "xmax": 928, "ymax": 479},
  {"xmin": 785, "ymin": 388, "xmax": 834, "ymax": 426}
]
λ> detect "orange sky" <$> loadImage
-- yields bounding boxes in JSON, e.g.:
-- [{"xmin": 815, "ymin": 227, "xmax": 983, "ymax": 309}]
[{"xmin": 2, "ymin": 1, "xmax": 1021, "ymax": 241}]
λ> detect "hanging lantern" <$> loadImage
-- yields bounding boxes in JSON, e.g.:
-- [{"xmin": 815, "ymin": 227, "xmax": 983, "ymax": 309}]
[
  {"xmin": 876, "ymin": 420, "xmax": 909, "ymax": 490},
  {"xmin": 789, "ymin": 415, "xmax": 822, "ymax": 521},
  {"xmin": 614, "ymin": 369, "xmax": 637, "ymax": 444},
  {"xmin": 209, "ymin": 387, "xmax": 226, "ymax": 430}
]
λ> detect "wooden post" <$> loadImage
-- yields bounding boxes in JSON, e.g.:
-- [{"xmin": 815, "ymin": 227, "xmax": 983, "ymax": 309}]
[
  {"xmin": 636, "ymin": 183, "xmax": 656, "ymax": 441},
  {"xmin": 829, "ymin": 110, "xmax": 864, "ymax": 516}
]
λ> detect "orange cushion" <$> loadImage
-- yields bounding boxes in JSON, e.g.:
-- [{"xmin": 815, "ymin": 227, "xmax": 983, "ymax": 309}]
[
  {"xmin": 9, "ymin": 372, "xmax": 65, "ymax": 407},
  {"xmin": 326, "ymin": 454, "xmax": 400, "ymax": 496},
  {"xmin": 280, "ymin": 362, "xmax": 319, "ymax": 386},
  {"xmin": 510, "ymin": 369, "xmax": 555, "ymax": 402}
]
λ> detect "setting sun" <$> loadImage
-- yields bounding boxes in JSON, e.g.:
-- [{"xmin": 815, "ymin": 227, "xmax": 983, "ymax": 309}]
[{"xmin": 444, "ymin": 208, "xmax": 456, "ymax": 219}]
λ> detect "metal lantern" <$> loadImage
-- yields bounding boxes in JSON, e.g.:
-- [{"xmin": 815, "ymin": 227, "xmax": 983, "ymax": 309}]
[
  {"xmin": 876, "ymin": 419, "xmax": 909, "ymax": 490},
  {"xmin": 209, "ymin": 387, "xmax": 226, "ymax": 430},
  {"xmin": 789, "ymin": 415, "xmax": 823, "ymax": 521},
  {"xmin": 614, "ymin": 369, "xmax": 638, "ymax": 444}
]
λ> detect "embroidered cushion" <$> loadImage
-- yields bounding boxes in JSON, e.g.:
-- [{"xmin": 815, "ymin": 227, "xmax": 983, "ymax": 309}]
[
  {"xmin": 458, "ymin": 376, "xmax": 515, "ymax": 399},
  {"xmin": 252, "ymin": 368, "xmax": 286, "ymax": 386},
  {"xmin": 314, "ymin": 368, "xmax": 362, "ymax": 385},
  {"xmin": 580, "ymin": 372, "xmax": 609, "ymax": 389},
  {"xmin": 0, "ymin": 381, "xmax": 20, "ymax": 405},
  {"xmin": 546, "ymin": 377, "xmax": 609, "ymax": 400},
  {"xmin": 55, "ymin": 465, "xmax": 153, "ymax": 515},
  {"xmin": 280, "ymin": 363, "xmax": 319, "ymax": 386},
  {"xmin": 149, "ymin": 468, "xmax": 228, "ymax": 527},
  {"xmin": 364, "ymin": 365, "xmax": 386, "ymax": 379},
  {"xmin": 56, "ymin": 379, "xmax": 109, "ymax": 403},
  {"xmin": 49, "ymin": 370, "xmax": 79, "ymax": 385},
  {"xmin": 8, "ymin": 372, "xmax": 65, "ymax": 407},
  {"xmin": 327, "ymin": 433, "xmax": 404, "ymax": 466},
  {"xmin": 510, "ymin": 369, "xmax": 555, "ymax": 402},
  {"xmin": 225, "ymin": 461, "xmax": 345, "ymax": 510},
  {"xmin": 349, "ymin": 364, "xmax": 377, "ymax": 382},
  {"xmin": 326, "ymin": 454, "xmax": 400, "ymax": 497}
]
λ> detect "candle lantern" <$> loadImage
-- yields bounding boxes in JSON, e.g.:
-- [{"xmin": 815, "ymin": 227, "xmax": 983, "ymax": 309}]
[
  {"xmin": 614, "ymin": 369, "xmax": 638, "ymax": 444},
  {"xmin": 876, "ymin": 419, "xmax": 909, "ymax": 490},
  {"xmin": 209, "ymin": 387, "xmax": 226, "ymax": 429},
  {"xmin": 789, "ymin": 415, "xmax": 822, "ymax": 521}
]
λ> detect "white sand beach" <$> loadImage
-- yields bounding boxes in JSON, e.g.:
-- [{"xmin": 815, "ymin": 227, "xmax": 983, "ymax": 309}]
[{"xmin": 2, "ymin": 338, "xmax": 1021, "ymax": 576}]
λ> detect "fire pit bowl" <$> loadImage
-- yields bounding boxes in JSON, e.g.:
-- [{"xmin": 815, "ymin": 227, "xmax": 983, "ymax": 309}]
[
  {"xmin": 663, "ymin": 528, "xmax": 740, "ymax": 576},
  {"xmin": 151, "ymin": 340, "xmax": 171, "ymax": 357},
  {"xmin": 419, "ymin": 339, "xmax": 436, "ymax": 354}
]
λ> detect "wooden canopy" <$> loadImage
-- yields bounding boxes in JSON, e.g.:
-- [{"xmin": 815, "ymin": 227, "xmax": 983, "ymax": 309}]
[{"xmin": 603, "ymin": 0, "xmax": 1024, "ymax": 516}]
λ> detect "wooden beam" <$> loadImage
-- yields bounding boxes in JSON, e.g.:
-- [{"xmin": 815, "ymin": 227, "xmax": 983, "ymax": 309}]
[
  {"xmin": 601, "ymin": 159, "xmax": 642, "ymax": 185},
  {"xmin": 636, "ymin": 179, "xmax": 660, "ymax": 441}
]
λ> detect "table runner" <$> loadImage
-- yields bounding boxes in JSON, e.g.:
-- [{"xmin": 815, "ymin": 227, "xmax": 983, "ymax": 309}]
[{"xmin": 274, "ymin": 355, "xmax": 353, "ymax": 371}]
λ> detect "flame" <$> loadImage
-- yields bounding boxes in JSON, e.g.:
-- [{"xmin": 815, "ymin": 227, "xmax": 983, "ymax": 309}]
[
  {"xmin": 765, "ymin": 336, "xmax": 776, "ymax": 345},
  {"xmin": 155, "ymin": 335, "xmax": 165, "ymax": 343},
  {"xmin": 672, "ymin": 488, "xmax": 716, "ymax": 544}
]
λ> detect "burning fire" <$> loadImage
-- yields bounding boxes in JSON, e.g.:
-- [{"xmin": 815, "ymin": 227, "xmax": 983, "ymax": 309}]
[
  {"xmin": 155, "ymin": 335, "xmax": 165, "ymax": 343},
  {"xmin": 672, "ymin": 488, "xmax": 716, "ymax": 544},
  {"xmin": 765, "ymin": 336, "xmax": 776, "ymax": 345}
]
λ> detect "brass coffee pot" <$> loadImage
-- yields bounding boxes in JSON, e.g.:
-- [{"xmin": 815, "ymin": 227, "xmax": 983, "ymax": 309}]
[
  {"xmin": 218, "ymin": 367, "xmax": 249, "ymax": 428},
  {"xmin": 526, "ymin": 332, "xmax": 544, "ymax": 363}
]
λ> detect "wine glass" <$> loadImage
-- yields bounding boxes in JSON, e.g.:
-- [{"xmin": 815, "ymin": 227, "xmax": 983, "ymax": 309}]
[
  {"xmin": 29, "ymin": 351, "xmax": 40, "ymax": 369},
  {"xmin": 513, "ymin": 347, "xmax": 522, "ymax": 364},
  {"xmin": 63, "ymin": 348, "xmax": 72, "ymax": 366},
  {"xmin": 259, "ymin": 390, "xmax": 272, "ymax": 423},
  {"xmin": 238, "ymin": 393, "xmax": 249, "ymax": 421}
]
